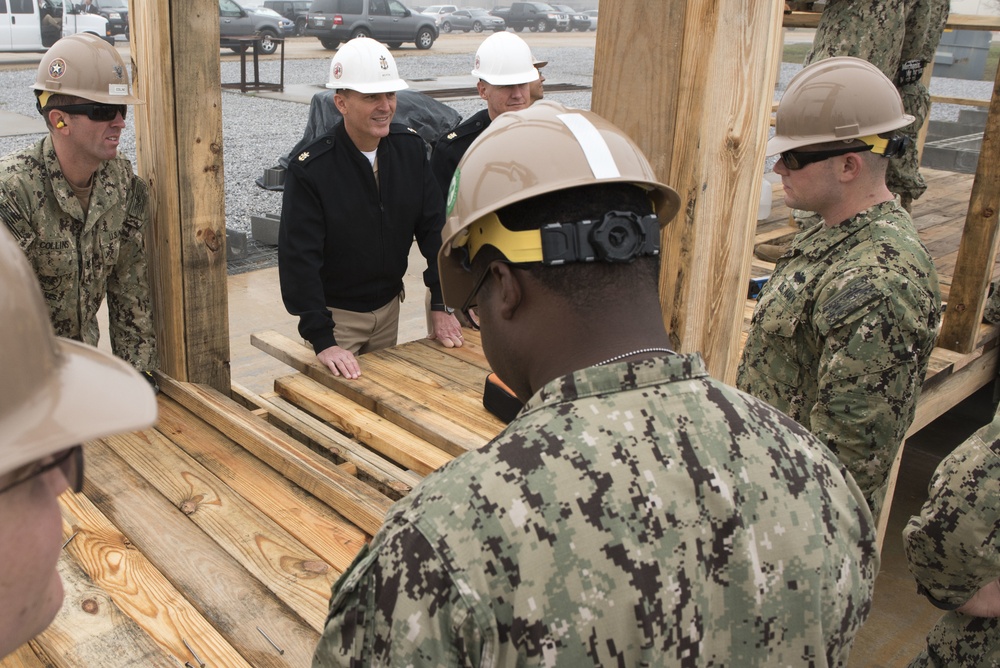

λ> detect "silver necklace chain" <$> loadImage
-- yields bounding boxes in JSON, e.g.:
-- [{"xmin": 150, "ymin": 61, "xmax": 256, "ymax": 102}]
[{"xmin": 596, "ymin": 347, "xmax": 673, "ymax": 367}]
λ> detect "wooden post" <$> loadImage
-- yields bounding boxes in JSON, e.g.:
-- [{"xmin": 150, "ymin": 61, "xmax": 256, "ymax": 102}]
[
  {"xmin": 592, "ymin": 0, "xmax": 784, "ymax": 383},
  {"xmin": 128, "ymin": 0, "xmax": 232, "ymax": 392},
  {"xmin": 936, "ymin": 59, "xmax": 1000, "ymax": 353}
]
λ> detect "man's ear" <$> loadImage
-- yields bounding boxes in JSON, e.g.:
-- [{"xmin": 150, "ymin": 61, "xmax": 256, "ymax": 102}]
[
  {"xmin": 491, "ymin": 261, "xmax": 523, "ymax": 321},
  {"xmin": 477, "ymin": 81, "xmax": 489, "ymax": 102},
  {"xmin": 333, "ymin": 92, "xmax": 349, "ymax": 115},
  {"xmin": 839, "ymin": 152, "xmax": 865, "ymax": 181}
]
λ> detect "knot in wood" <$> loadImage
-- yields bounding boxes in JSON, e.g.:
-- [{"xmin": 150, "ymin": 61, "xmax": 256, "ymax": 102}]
[
  {"xmin": 180, "ymin": 499, "xmax": 199, "ymax": 515},
  {"xmin": 82, "ymin": 598, "xmax": 100, "ymax": 615}
]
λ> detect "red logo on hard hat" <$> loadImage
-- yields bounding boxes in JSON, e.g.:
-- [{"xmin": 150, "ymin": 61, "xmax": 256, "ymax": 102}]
[
  {"xmin": 474, "ymin": 55, "xmax": 480, "ymax": 71},
  {"xmin": 333, "ymin": 62, "xmax": 343, "ymax": 80},
  {"xmin": 49, "ymin": 58, "xmax": 66, "ymax": 79}
]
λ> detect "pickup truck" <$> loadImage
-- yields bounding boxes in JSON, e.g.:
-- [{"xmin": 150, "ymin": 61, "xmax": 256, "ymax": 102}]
[
  {"xmin": 1, "ymin": 0, "xmax": 111, "ymax": 52},
  {"xmin": 491, "ymin": 2, "xmax": 568, "ymax": 33}
]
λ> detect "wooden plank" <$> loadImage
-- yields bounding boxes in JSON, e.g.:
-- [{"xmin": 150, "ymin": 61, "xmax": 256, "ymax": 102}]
[
  {"xmin": 102, "ymin": 430, "xmax": 337, "ymax": 631},
  {"xmin": 251, "ymin": 331, "xmax": 493, "ymax": 453},
  {"xmin": 155, "ymin": 397, "xmax": 368, "ymax": 573},
  {"xmin": 260, "ymin": 394, "xmax": 419, "ymax": 499},
  {"xmin": 82, "ymin": 439, "xmax": 320, "ymax": 666},
  {"xmin": 275, "ymin": 374, "xmax": 454, "ymax": 476},
  {"xmin": 907, "ymin": 345, "xmax": 999, "ymax": 437},
  {"xmin": 131, "ymin": 0, "xmax": 230, "ymax": 391},
  {"xmin": 0, "ymin": 644, "xmax": 48, "ymax": 667},
  {"xmin": 937, "ymin": 59, "xmax": 1000, "ymax": 353},
  {"xmin": 159, "ymin": 373, "xmax": 392, "ymax": 536},
  {"xmin": 594, "ymin": 1, "xmax": 783, "ymax": 384},
  {"xmin": 57, "ymin": 492, "xmax": 252, "ymax": 667},
  {"xmin": 414, "ymin": 330, "xmax": 493, "ymax": 373},
  {"xmin": 29, "ymin": 556, "xmax": 178, "ymax": 668}
]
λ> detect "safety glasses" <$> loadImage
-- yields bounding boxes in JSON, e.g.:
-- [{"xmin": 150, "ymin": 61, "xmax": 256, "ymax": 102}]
[
  {"xmin": 0, "ymin": 445, "xmax": 85, "ymax": 496},
  {"xmin": 460, "ymin": 265, "xmax": 492, "ymax": 331},
  {"xmin": 779, "ymin": 144, "xmax": 871, "ymax": 171},
  {"xmin": 48, "ymin": 103, "xmax": 127, "ymax": 122}
]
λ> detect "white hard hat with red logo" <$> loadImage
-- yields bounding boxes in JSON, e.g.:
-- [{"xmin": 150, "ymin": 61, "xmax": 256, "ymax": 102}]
[
  {"xmin": 326, "ymin": 37, "xmax": 408, "ymax": 94},
  {"xmin": 471, "ymin": 31, "xmax": 539, "ymax": 86}
]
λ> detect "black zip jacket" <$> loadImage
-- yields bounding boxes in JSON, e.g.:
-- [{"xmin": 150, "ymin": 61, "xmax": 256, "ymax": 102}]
[{"xmin": 278, "ymin": 121, "xmax": 445, "ymax": 353}]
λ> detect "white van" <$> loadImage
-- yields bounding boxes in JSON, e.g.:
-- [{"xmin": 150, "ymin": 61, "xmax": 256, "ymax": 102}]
[{"xmin": 1, "ymin": 0, "xmax": 112, "ymax": 52}]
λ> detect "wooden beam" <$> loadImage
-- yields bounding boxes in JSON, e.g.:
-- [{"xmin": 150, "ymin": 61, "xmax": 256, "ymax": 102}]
[
  {"xmin": 594, "ymin": 0, "xmax": 783, "ymax": 383},
  {"xmin": 936, "ymin": 60, "xmax": 1000, "ymax": 353},
  {"xmin": 158, "ymin": 373, "xmax": 393, "ymax": 536},
  {"xmin": 129, "ymin": 0, "xmax": 230, "ymax": 391}
]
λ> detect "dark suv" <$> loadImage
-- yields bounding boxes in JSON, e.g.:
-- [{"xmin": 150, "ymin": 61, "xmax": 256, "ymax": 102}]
[
  {"xmin": 306, "ymin": 0, "xmax": 437, "ymax": 50},
  {"xmin": 264, "ymin": 0, "xmax": 310, "ymax": 35}
]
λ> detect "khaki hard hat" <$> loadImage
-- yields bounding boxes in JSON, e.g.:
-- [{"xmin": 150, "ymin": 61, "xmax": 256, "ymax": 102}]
[
  {"xmin": 326, "ymin": 37, "xmax": 408, "ymax": 94},
  {"xmin": 33, "ymin": 32, "xmax": 142, "ymax": 106},
  {"xmin": 768, "ymin": 56, "xmax": 914, "ymax": 155},
  {"xmin": 0, "ymin": 225, "xmax": 157, "ymax": 479},
  {"xmin": 438, "ymin": 100, "xmax": 680, "ymax": 308},
  {"xmin": 471, "ymin": 32, "xmax": 539, "ymax": 86}
]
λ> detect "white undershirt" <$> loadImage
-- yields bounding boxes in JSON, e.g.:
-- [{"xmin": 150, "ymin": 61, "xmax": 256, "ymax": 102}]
[{"xmin": 360, "ymin": 149, "xmax": 377, "ymax": 166}]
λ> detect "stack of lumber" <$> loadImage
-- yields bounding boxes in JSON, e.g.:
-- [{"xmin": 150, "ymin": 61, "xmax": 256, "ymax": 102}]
[{"xmin": 3, "ymin": 332, "xmax": 504, "ymax": 667}]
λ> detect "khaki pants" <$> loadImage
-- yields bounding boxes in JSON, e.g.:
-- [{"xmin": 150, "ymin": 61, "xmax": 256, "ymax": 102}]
[{"xmin": 329, "ymin": 295, "xmax": 400, "ymax": 355}]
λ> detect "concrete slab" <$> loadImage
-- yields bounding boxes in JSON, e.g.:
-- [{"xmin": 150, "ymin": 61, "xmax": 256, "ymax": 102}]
[{"xmin": 0, "ymin": 110, "xmax": 46, "ymax": 137}]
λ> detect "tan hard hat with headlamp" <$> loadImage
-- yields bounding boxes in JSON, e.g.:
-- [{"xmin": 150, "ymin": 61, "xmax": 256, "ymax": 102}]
[
  {"xmin": 768, "ymin": 56, "xmax": 915, "ymax": 156},
  {"xmin": 438, "ymin": 100, "xmax": 681, "ymax": 309},
  {"xmin": 0, "ymin": 225, "xmax": 157, "ymax": 479},
  {"xmin": 33, "ymin": 32, "xmax": 142, "ymax": 111}
]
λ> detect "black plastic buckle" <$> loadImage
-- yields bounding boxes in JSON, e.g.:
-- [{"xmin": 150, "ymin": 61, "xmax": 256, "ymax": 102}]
[{"xmin": 539, "ymin": 211, "xmax": 660, "ymax": 266}]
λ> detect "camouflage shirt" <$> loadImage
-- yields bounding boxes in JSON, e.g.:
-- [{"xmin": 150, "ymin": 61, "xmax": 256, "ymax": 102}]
[
  {"xmin": 737, "ymin": 199, "xmax": 941, "ymax": 520},
  {"xmin": 0, "ymin": 136, "xmax": 156, "ymax": 371},
  {"xmin": 903, "ymin": 411, "xmax": 1000, "ymax": 667},
  {"xmin": 314, "ymin": 354, "xmax": 878, "ymax": 667}
]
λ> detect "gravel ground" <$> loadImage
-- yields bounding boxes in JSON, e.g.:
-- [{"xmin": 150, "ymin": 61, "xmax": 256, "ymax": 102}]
[{"xmin": 0, "ymin": 50, "xmax": 992, "ymax": 261}]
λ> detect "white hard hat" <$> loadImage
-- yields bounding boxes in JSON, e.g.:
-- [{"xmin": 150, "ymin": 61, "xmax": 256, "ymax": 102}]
[
  {"xmin": 471, "ymin": 32, "xmax": 539, "ymax": 86},
  {"xmin": 0, "ymin": 225, "xmax": 157, "ymax": 478},
  {"xmin": 326, "ymin": 37, "xmax": 408, "ymax": 94}
]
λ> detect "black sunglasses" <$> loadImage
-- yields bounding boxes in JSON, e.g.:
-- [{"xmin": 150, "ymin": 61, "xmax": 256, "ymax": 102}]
[
  {"xmin": 0, "ymin": 445, "xmax": 84, "ymax": 496},
  {"xmin": 460, "ymin": 266, "xmax": 492, "ymax": 331},
  {"xmin": 48, "ymin": 103, "xmax": 127, "ymax": 122},
  {"xmin": 779, "ymin": 144, "xmax": 871, "ymax": 171}
]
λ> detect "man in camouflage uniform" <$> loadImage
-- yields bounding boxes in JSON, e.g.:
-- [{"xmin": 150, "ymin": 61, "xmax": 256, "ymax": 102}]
[
  {"xmin": 313, "ymin": 101, "xmax": 879, "ymax": 667},
  {"xmin": 902, "ymin": 408, "xmax": 1000, "ymax": 666},
  {"xmin": 738, "ymin": 58, "xmax": 941, "ymax": 523},
  {"xmin": 0, "ymin": 34, "xmax": 157, "ymax": 378}
]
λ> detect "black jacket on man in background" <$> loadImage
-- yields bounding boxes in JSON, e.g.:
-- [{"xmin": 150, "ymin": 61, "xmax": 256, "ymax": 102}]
[{"xmin": 278, "ymin": 120, "xmax": 445, "ymax": 354}]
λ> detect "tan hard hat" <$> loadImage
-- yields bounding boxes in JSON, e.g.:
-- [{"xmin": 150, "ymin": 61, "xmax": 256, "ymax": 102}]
[
  {"xmin": 438, "ymin": 100, "xmax": 680, "ymax": 308},
  {"xmin": 0, "ymin": 225, "xmax": 157, "ymax": 479},
  {"xmin": 326, "ymin": 37, "xmax": 408, "ymax": 94},
  {"xmin": 471, "ymin": 31, "xmax": 539, "ymax": 86},
  {"xmin": 33, "ymin": 33, "xmax": 142, "ymax": 106},
  {"xmin": 768, "ymin": 56, "xmax": 914, "ymax": 155}
]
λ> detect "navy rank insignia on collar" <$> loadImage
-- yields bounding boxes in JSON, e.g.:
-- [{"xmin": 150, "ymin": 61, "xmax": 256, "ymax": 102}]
[
  {"xmin": 446, "ymin": 132, "xmax": 457, "ymax": 139},
  {"xmin": 298, "ymin": 151, "xmax": 310, "ymax": 161}
]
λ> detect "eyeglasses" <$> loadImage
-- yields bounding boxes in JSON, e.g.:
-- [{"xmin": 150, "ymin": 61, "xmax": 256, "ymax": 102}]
[
  {"xmin": 0, "ymin": 446, "xmax": 84, "ymax": 496},
  {"xmin": 47, "ymin": 103, "xmax": 127, "ymax": 122},
  {"xmin": 460, "ymin": 265, "xmax": 492, "ymax": 331},
  {"xmin": 779, "ymin": 144, "xmax": 872, "ymax": 171}
]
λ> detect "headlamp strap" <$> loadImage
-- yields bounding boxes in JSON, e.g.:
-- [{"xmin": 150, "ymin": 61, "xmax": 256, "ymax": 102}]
[{"xmin": 540, "ymin": 211, "xmax": 660, "ymax": 265}]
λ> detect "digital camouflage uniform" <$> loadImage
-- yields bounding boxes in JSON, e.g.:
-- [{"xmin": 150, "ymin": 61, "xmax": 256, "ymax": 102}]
[
  {"xmin": 0, "ymin": 135, "xmax": 156, "ymax": 372},
  {"xmin": 902, "ymin": 410, "xmax": 1000, "ymax": 667},
  {"xmin": 805, "ymin": 0, "xmax": 950, "ymax": 205},
  {"xmin": 314, "ymin": 354, "xmax": 879, "ymax": 667},
  {"xmin": 737, "ymin": 199, "xmax": 941, "ymax": 521}
]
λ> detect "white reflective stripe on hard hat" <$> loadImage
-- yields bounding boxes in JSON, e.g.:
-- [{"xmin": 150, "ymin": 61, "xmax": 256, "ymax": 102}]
[{"xmin": 557, "ymin": 113, "xmax": 619, "ymax": 179}]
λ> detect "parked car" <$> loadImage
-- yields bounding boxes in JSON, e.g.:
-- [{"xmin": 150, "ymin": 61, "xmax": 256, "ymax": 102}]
[
  {"xmin": 583, "ymin": 8, "xmax": 596, "ymax": 30},
  {"xmin": 219, "ymin": 0, "xmax": 288, "ymax": 55},
  {"xmin": 550, "ymin": 4, "xmax": 589, "ymax": 31},
  {"xmin": 263, "ymin": 0, "xmax": 311, "ymax": 34},
  {"xmin": 420, "ymin": 4, "xmax": 456, "ymax": 18},
  {"xmin": 494, "ymin": 2, "xmax": 568, "ymax": 33},
  {"xmin": 438, "ymin": 8, "xmax": 504, "ymax": 33},
  {"xmin": 306, "ymin": 0, "xmax": 438, "ymax": 50},
  {"xmin": 84, "ymin": 0, "xmax": 128, "ymax": 38}
]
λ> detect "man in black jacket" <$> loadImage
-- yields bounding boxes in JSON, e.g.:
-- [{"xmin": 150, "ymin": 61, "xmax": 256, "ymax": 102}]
[
  {"xmin": 278, "ymin": 38, "xmax": 462, "ymax": 380},
  {"xmin": 430, "ymin": 31, "xmax": 539, "ymax": 201}
]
